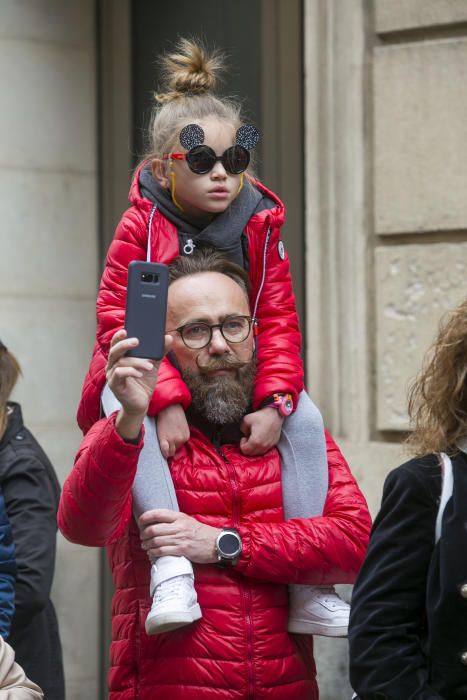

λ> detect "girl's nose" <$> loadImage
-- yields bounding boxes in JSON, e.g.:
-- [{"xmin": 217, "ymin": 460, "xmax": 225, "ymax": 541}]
[{"xmin": 210, "ymin": 160, "xmax": 227, "ymax": 179}]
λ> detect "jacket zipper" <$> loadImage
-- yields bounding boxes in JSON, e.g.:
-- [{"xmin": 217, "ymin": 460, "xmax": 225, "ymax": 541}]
[
  {"xmin": 215, "ymin": 444, "xmax": 241, "ymax": 532},
  {"xmin": 134, "ymin": 601, "xmax": 142, "ymax": 700},
  {"xmin": 242, "ymin": 583, "xmax": 255, "ymax": 698},
  {"xmin": 216, "ymin": 444, "xmax": 255, "ymax": 698},
  {"xmin": 251, "ymin": 226, "xmax": 272, "ymax": 333}
]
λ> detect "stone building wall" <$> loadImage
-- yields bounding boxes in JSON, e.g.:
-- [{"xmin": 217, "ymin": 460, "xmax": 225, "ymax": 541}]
[
  {"xmin": 2, "ymin": 1, "xmax": 467, "ymax": 698},
  {"xmin": 304, "ymin": 1, "xmax": 467, "ymax": 697},
  {"xmin": 0, "ymin": 2, "xmax": 100, "ymax": 698}
]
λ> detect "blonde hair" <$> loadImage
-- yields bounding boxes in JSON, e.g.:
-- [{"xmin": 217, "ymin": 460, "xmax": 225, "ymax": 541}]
[
  {"xmin": 407, "ymin": 298, "xmax": 467, "ymax": 456},
  {"xmin": 0, "ymin": 344, "xmax": 21, "ymax": 438},
  {"xmin": 142, "ymin": 38, "xmax": 245, "ymax": 162}
]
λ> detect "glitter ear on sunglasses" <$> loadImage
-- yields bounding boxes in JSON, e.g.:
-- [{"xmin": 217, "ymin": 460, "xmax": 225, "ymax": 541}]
[
  {"xmin": 236, "ymin": 124, "xmax": 260, "ymax": 151},
  {"xmin": 179, "ymin": 123, "xmax": 205, "ymax": 150}
]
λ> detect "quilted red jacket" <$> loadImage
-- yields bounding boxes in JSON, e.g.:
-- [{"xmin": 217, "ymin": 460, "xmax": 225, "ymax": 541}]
[
  {"xmin": 77, "ymin": 167, "xmax": 303, "ymax": 433},
  {"xmin": 58, "ymin": 417, "xmax": 371, "ymax": 700}
]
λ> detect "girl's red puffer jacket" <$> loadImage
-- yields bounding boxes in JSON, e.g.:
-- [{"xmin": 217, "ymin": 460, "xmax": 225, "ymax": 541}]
[
  {"xmin": 77, "ymin": 167, "xmax": 303, "ymax": 433},
  {"xmin": 58, "ymin": 417, "xmax": 371, "ymax": 700}
]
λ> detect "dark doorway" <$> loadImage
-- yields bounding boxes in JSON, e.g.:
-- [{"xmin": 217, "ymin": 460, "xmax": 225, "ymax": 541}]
[{"xmin": 131, "ymin": 2, "xmax": 263, "ymax": 170}]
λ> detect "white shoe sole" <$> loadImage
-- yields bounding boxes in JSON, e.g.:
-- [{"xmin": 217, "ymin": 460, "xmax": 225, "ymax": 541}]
[
  {"xmin": 145, "ymin": 603, "xmax": 202, "ymax": 636},
  {"xmin": 288, "ymin": 619, "xmax": 348, "ymax": 637}
]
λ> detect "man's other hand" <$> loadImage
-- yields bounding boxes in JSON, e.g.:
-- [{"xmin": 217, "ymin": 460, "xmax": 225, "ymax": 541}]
[
  {"xmin": 139, "ymin": 509, "xmax": 220, "ymax": 564},
  {"xmin": 239, "ymin": 407, "xmax": 284, "ymax": 456}
]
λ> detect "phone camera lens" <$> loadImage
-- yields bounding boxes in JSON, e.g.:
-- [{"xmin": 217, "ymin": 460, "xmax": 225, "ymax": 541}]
[{"xmin": 141, "ymin": 273, "xmax": 153, "ymax": 283}]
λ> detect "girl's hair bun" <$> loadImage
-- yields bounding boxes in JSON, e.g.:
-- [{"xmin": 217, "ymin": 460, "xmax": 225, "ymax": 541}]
[{"xmin": 155, "ymin": 37, "xmax": 225, "ymax": 104}]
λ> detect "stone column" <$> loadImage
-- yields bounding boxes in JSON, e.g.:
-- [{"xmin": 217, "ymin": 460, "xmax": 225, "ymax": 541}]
[
  {"xmin": 304, "ymin": 0, "xmax": 467, "ymax": 698},
  {"xmin": 0, "ymin": 1, "xmax": 99, "ymax": 698}
]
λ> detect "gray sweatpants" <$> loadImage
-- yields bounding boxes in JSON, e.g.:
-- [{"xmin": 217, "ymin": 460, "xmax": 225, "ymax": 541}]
[{"xmin": 102, "ymin": 387, "xmax": 328, "ymax": 520}]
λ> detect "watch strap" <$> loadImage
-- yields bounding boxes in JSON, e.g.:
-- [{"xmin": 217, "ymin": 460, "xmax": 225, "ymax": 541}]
[{"xmin": 263, "ymin": 392, "xmax": 294, "ymax": 416}]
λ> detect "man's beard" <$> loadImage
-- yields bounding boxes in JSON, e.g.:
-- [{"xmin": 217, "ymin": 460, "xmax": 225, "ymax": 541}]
[{"xmin": 181, "ymin": 354, "xmax": 256, "ymax": 425}]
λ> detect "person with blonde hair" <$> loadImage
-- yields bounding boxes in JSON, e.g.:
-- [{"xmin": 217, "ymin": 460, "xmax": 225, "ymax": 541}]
[
  {"xmin": 0, "ymin": 342, "xmax": 64, "ymax": 698},
  {"xmin": 78, "ymin": 37, "xmax": 350, "ymax": 637},
  {"xmin": 348, "ymin": 298, "xmax": 467, "ymax": 699}
]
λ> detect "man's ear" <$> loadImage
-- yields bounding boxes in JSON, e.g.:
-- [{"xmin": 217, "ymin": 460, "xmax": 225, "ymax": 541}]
[{"xmin": 152, "ymin": 158, "xmax": 170, "ymax": 189}]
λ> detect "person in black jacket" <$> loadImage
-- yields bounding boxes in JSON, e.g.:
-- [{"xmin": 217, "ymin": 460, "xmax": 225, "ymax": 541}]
[
  {"xmin": 0, "ymin": 487, "xmax": 16, "ymax": 640},
  {"xmin": 0, "ymin": 340, "xmax": 65, "ymax": 698},
  {"xmin": 348, "ymin": 299, "xmax": 467, "ymax": 700}
]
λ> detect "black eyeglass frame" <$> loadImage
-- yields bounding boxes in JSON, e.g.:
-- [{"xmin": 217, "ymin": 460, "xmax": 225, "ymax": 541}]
[
  {"xmin": 163, "ymin": 144, "xmax": 250, "ymax": 175},
  {"xmin": 168, "ymin": 315, "xmax": 253, "ymax": 349}
]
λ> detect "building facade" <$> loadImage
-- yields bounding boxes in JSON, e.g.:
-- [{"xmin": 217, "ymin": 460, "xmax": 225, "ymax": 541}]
[{"xmin": 1, "ymin": 1, "xmax": 466, "ymax": 697}]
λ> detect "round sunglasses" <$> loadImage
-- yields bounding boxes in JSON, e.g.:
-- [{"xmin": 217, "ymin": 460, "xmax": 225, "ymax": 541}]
[{"xmin": 163, "ymin": 144, "xmax": 250, "ymax": 175}]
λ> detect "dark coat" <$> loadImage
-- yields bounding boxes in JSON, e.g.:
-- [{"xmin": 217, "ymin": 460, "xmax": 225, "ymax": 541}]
[
  {"xmin": 0, "ymin": 487, "xmax": 16, "ymax": 639},
  {"xmin": 0, "ymin": 402, "xmax": 65, "ymax": 698},
  {"xmin": 349, "ymin": 452, "xmax": 467, "ymax": 700}
]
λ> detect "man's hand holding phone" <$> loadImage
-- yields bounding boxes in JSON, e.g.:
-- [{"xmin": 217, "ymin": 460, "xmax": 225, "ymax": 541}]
[{"xmin": 106, "ymin": 329, "xmax": 172, "ymax": 441}]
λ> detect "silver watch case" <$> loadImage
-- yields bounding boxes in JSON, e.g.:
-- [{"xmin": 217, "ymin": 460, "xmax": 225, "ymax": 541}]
[{"xmin": 215, "ymin": 528, "xmax": 242, "ymax": 566}]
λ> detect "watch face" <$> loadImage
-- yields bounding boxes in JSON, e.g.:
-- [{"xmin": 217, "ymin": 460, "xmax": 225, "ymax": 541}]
[
  {"xmin": 219, "ymin": 532, "xmax": 240, "ymax": 557},
  {"xmin": 284, "ymin": 397, "xmax": 293, "ymax": 415}
]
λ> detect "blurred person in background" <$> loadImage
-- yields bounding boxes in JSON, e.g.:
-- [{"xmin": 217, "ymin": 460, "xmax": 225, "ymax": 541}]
[
  {"xmin": 0, "ymin": 486, "xmax": 16, "ymax": 641},
  {"xmin": 0, "ymin": 340, "xmax": 65, "ymax": 699},
  {"xmin": 0, "ymin": 635, "xmax": 43, "ymax": 698},
  {"xmin": 349, "ymin": 298, "xmax": 467, "ymax": 699}
]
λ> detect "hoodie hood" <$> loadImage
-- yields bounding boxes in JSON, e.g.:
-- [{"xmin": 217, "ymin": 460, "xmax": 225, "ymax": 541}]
[
  {"xmin": 129, "ymin": 162, "xmax": 286, "ymax": 229},
  {"xmin": 134, "ymin": 163, "xmax": 279, "ymax": 267}
]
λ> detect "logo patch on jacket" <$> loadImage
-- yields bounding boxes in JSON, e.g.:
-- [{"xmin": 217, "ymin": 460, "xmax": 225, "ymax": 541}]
[{"xmin": 278, "ymin": 241, "xmax": 285, "ymax": 260}]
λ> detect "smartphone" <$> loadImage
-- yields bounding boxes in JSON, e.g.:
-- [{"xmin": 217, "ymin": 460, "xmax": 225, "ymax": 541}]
[{"xmin": 124, "ymin": 261, "xmax": 169, "ymax": 360}]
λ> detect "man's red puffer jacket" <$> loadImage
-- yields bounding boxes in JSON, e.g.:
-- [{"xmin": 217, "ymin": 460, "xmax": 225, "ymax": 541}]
[
  {"xmin": 77, "ymin": 167, "xmax": 303, "ymax": 433},
  {"xmin": 58, "ymin": 417, "xmax": 371, "ymax": 700}
]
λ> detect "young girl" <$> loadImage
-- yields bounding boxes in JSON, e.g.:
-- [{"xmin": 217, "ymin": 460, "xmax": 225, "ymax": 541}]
[
  {"xmin": 349, "ymin": 299, "xmax": 467, "ymax": 699},
  {"xmin": 78, "ymin": 38, "xmax": 350, "ymax": 636}
]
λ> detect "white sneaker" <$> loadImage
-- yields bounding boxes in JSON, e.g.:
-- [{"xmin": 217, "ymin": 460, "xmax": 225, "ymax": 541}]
[
  {"xmin": 145, "ymin": 574, "xmax": 202, "ymax": 635},
  {"xmin": 288, "ymin": 585, "xmax": 350, "ymax": 636}
]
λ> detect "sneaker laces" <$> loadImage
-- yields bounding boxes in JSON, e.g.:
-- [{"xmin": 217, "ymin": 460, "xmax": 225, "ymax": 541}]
[
  {"xmin": 321, "ymin": 597, "xmax": 342, "ymax": 609},
  {"xmin": 153, "ymin": 575, "xmax": 191, "ymax": 604},
  {"xmin": 314, "ymin": 586, "xmax": 348, "ymax": 609}
]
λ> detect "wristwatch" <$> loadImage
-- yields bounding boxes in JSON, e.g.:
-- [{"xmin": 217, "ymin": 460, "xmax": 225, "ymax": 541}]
[
  {"xmin": 215, "ymin": 528, "xmax": 242, "ymax": 567},
  {"xmin": 266, "ymin": 393, "xmax": 294, "ymax": 417}
]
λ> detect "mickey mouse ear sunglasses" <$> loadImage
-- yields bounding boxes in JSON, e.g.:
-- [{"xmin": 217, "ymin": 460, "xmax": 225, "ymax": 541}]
[{"xmin": 163, "ymin": 144, "xmax": 250, "ymax": 176}]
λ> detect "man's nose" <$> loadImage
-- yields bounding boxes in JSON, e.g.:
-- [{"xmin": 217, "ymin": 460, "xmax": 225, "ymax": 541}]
[{"xmin": 208, "ymin": 327, "xmax": 229, "ymax": 353}]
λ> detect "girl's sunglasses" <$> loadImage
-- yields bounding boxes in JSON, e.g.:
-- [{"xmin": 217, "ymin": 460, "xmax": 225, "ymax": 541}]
[{"xmin": 163, "ymin": 144, "xmax": 250, "ymax": 175}]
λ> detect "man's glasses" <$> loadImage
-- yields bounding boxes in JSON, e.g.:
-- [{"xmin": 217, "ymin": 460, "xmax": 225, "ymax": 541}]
[
  {"xmin": 168, "ymin": 315, "xmax": 252, "ymax": 349},
  {"xmin": 163, "ymin": 144, "xmax": 250, "ymax": 175}
]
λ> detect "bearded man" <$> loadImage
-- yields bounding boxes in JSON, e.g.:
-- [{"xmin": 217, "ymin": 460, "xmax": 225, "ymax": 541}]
[{"xmin": 58, "ymin": 250, "xmax": 370, "ymax": 700}]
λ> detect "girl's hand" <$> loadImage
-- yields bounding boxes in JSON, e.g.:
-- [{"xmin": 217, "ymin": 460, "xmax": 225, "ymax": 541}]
[
  {"xmin": 239, "ymin": 407, "xmax": 284, "ymax": 456},
  {"xmin": 139, "ymin": 508, "xmax": 220, "ymax": 564},
  {"xmin": 157, "ymin": 404, "xmax": 190, "ymax": 458}
]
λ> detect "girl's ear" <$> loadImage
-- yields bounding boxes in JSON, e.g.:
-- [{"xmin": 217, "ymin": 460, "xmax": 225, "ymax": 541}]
[{"xmin": 152, "ymin": 158, "xmax": 170, "ymax": 189}]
